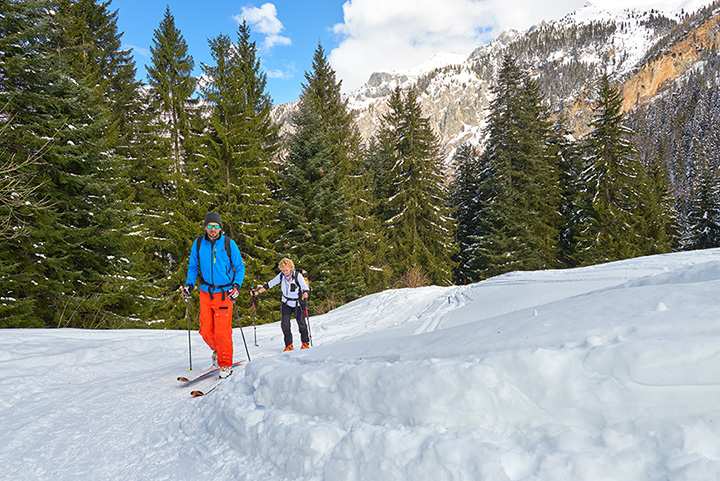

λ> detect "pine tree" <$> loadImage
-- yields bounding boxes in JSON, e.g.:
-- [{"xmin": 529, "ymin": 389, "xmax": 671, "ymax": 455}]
[
  {"xmin": 639, "ymin": 145, "xmax": 676, "ymax": 254},
  {"xmin": 0, "ymin": 0, "xmax": 134, "ymax": 327},
  {"xmin": 146, "ymin": 6, "xmax": 195, "ymax": 178},
  {"xmin": 378, "ymin": 87, "xmax": 457, "ymax": 285},
  {"xmin": 680, "ymin": 154, "xmax": 720, "ymax": 250},
  {"xmin": 278, "ymin": 44, "xmax": 380, "ymax": 307},
  {"xmin": 129, "ymin": 6, "xmax": 200, "ymax": 324},
  {"xmin": 56, "ymin": 0, "xmax": 140, "ymax": 325},
  {"xmin": 472, "ymin": 54, "xmax": 560, "ymax": 277},
  {"xmin": 514, "ymin": 76, "xmax": 561, "ymax": 269},
  {"xmin": 450, "ymin": 143, "xmax": 482, "ymax": 284},
  {"xmin": 200, "ymin": 22, "xmax": 281, "ymax": 320},
  {"xmin": 371, "ymin": 88, "xmax": 405, "ymax": 222},
  {"xmin": 552, "ymin": 118, "xmax": 584, "ymax": 267},
  {"xmin": 574, "ymin": 75, "xmax": 647, "ymax": 265}
]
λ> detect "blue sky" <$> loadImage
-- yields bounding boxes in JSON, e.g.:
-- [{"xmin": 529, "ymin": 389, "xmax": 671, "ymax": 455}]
[{"xmin": 110, "ymin": 1, "xmax": 346, "ymax": 104}]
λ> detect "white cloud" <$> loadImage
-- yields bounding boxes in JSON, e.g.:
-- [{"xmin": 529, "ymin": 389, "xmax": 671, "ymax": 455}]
[
  {"xmin": 235, "ymin": 3, "xmax": 292, "ymax": 49},
  {"xmin": 266, "ymin": 68, "xmax": 292, "ymax": 79},
  {"xmin": 329, "ymin": 0, "xmax": 709, "ymax": 92},
  {"xmin": 125, "ymin": 44, "xmax": 150, "ymax": 58}
]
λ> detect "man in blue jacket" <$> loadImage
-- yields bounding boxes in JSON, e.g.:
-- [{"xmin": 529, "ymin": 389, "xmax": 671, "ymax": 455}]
[{"xmin": 180, "ymin": 212, "xmax": 245, "ymax": 378}]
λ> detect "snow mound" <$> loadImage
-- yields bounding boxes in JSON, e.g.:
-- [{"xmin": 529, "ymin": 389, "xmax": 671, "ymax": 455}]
[
  {"xmin": 202, "ymin": 249, "xmax": 720, "ymax": 481},
  {"xmin": 624, "ymin": 260, "xmax": 720, "ymax": 287}
]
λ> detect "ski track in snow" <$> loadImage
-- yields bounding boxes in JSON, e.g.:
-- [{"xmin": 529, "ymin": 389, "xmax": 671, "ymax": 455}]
[{"xmin": 4, "ymin": 249, "xmax": 720, "ymax": 480}]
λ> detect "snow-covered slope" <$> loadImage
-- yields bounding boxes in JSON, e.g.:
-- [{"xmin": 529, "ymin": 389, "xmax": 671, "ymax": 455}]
[{"xmin": 4, "ymin": 248, "xmax": 720, "ymax": 480}]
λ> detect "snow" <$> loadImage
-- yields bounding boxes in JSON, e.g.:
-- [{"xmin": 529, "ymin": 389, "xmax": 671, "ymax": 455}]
[
  {"xmin": 557, "ymin": 2, "xmax": 692, "ymax": 77},
  {"xmin": 400, "ymin": 52, "xmax": 467, "ymax": 77},
  {"xmin": 4, "ymin": 248, "xmax": 720, "ymax": 480},
  {"xmin": 589, "ymin": 0, "xmax": 713, "ymax": 16}
]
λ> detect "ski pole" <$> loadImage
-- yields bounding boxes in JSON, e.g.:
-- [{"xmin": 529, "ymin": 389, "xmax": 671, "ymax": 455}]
[
  {"xmin": 183, "ymin": 295, "xmax": 193, "ymax": 371},
  {"xmin": 239, "ymin": 324, "xmax": 251, "ymax": 362},
  {"xmin": 251, "ymin": 284, "xmax": 259, "ymax": 347},
  {"xmin": 303, "ymin": 299, "xmax": 313, "ymax": 347},
  {"xmin": 234, "ymin": 301, "xmax": 251, "ymax": 362}
]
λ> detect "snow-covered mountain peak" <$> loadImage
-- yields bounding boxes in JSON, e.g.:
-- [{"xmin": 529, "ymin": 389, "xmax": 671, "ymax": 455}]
[
  {"xmin": 402, "ymin": 51, "xmax": 468, "ymax": 77},
  {"xmin": 347, "ymin": 51, "xmax": 469, "ymax": 106},
  {"xmin": 577, "ymin": 0, "xmax": 712, "ymax": 17}
]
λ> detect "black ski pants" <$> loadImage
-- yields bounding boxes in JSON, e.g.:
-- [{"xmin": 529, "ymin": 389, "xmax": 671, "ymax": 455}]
[{"xmin": 281, "ymin": 302, "xmax": 309, "ymax": 346}]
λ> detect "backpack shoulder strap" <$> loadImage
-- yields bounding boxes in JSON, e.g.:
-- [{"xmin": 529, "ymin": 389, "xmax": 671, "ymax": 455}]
[
  {"xmin": 194, "ymin": 235, "xmax": 203, "ymax": 266},
  {"xmin": 294, "ymin": 270, "xmax": 307, "ymax": 292},
  {"xmin": 224, "ymin": 235, "xmax": 236, "ymax": 283},
  {"xmin": 224, "ymin": 236, "xmax": 234, "ymax": 269},
  {"xmin": 194, "ymin": 235, "xmax": 211, "ymax": 287}
]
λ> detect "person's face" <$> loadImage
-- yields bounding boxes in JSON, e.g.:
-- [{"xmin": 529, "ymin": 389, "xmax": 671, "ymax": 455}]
[
  {"xmin": 280, "ymin": 265, "xmax": 292, "ymax": 276},
  {"xmin": 205, "ymin": 223, "xmax": 221, "ymax": 239}
]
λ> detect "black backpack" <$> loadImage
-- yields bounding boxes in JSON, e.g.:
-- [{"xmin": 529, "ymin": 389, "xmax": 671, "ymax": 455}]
[{"xmin": 278, "ymin": 269, "xmax": 309, "ymax": 305}]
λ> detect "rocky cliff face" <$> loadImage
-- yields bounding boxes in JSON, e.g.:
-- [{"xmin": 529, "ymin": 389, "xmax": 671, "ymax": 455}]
[
  {"xmin": 566, "ymin": 2, "xmax": 719, "ymax": 139},
  {"xmin": 622, "ymin": 5, "xmax": 720, "ymax": 111},
  {"xmin": 273, "ymin": 2, "xmax": 719, "ymax": 163}
]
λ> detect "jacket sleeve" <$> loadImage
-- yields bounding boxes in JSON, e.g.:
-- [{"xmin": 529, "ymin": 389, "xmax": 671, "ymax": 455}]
[
  {"xmin": 266, "ymin": 273, "xmax": 282, "ymax": 290},
  {"xmin": 230, "ymin": 240, "xmax": 245, "ymax": 287},
  {"xmin": 185, "ymin": 238, "xmax": 199, "ymax": 287}
]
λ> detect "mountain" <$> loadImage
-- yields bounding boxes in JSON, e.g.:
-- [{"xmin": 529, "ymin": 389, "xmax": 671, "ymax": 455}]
[
  {"xmin": 273, "ymin": 1, "xmax": 719, "ymax": 167},
  {"xmin": 626, "ymin": 2, "xmax": 720, "ymax": 199}
]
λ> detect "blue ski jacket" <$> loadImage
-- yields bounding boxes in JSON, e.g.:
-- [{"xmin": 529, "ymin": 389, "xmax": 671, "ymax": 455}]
[{"xmin": 185, "ymin": 234, "xmax": 245, "ymax": 294}]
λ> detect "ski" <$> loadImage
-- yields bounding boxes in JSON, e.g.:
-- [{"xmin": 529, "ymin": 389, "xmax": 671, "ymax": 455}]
[
  {"xmin": 177, "ymin": 361, "xmax": 244, "ymax": 386},
  {"xmin": 190, "ymin": 372, "xmax": 233, "ymax": 397}
]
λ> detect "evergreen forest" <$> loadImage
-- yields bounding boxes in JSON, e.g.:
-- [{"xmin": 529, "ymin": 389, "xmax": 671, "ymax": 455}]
[{"xmin": 0, "ymin": 1, "xmax": 713, "ymax": 329}]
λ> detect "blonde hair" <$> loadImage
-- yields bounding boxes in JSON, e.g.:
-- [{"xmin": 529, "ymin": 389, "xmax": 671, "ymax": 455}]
[{"xmin": 278, "ymin": 257, "xmax": 295, "ymax": 270}]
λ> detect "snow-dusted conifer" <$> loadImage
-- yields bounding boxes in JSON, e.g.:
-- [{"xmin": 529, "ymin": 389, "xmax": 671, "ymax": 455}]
[
  {"xmin": 574, "ymin": 75, "xmax": 647, "ymax": 265},
  {"xmin": 551, "ymin": 118, "xmax": 585, "ymax": 267},
  {"xmin": 472, "ymin": 54, "xmax": 560, "ymax": 277},
  {"xmin": 0, "ymin": 0, "xmax": 137, "ymax": 327},
  {"xmin": 680, "ymin": 154, "xmax": 720, "ymax": 250},
  {"xmin": 450, "ymin": 143, "xmax": 484, "ymax": 284},
  {"xmin": 127, "ymin": 6, "xmax": 201, "ymax": 325},
  {"xmin": 278, "ymin": 45, "xmax": 380, "ymax": 307},
  {"xmin": 377, "ymin": 87, "xmax": 457, "ymax": 285}
]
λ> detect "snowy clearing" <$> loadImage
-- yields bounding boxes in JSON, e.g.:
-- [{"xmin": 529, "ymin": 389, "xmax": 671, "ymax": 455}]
[{"xmin": 3, "ymin": 248, "xmax": 720, "ymax": 480}]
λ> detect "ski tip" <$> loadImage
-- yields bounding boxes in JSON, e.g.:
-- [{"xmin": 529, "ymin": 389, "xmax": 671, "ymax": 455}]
[
  {"xmin": 177, "ymin": 376, "xmax": 190, "ymax": 383},
  {"xmin": 190, "ymin": 390, "xmax": 205, "ymax": 397}
]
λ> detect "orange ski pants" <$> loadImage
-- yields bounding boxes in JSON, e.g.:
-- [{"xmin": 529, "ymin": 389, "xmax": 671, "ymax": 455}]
[{"xmin": 198, "ymin": 290, "xmax": 233, "ymax": 367}]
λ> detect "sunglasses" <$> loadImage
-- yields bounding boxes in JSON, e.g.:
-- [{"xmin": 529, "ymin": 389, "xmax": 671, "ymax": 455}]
[{"xmin": 206, "ymin": 223, "xmax": 222, "ymax": 230}]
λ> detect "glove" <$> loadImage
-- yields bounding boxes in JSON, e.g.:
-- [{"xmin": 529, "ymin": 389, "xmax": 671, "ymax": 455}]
[
  {"xmin": 180, "ymin": 285, "xmax": 192, "ymax": 300},
  {"xmin": 228, "ymin": 284, "xmax": 240, "ymax": 302}
]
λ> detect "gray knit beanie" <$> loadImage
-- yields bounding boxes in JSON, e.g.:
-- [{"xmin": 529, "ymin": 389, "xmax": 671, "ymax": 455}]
[{"xmin": 204, "ymin": 212, "xmax": 222, "ymax": 227}]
